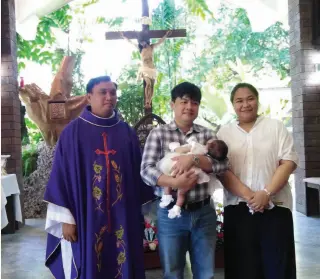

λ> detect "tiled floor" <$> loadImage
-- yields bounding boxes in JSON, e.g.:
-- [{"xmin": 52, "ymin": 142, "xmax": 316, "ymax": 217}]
[{"xmin": 1, "ymin": 211, "xmax": 320, "ymax": 279}]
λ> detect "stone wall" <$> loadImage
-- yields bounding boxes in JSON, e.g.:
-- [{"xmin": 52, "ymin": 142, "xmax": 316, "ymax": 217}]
[
  {"xmin": 24, "ymin": 143, "xmax": 55, "ymax": 218},
  {"xmin": 289, "ymin": 0, "xmax": 320, "ymax": 214}
]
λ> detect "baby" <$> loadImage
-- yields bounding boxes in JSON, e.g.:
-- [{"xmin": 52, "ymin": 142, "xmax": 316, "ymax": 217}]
[{"xmin": 157, "ymin": 137, "xmax": 228, "ymax": 219}]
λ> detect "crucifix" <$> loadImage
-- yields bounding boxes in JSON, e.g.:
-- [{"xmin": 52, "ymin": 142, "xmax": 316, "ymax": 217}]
[
  {"xmin": 105, "ymin": 0, "xmax": 186, "ymax": 115},
  {"xmin": 95, "ymin": 132, "xmax": 117, "ymax": 233}
]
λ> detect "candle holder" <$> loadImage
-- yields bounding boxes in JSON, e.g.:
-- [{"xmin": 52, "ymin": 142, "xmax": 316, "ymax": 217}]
[{"xmin": 1, "ymin": 155, "xmax": 10, "ymax": 175}]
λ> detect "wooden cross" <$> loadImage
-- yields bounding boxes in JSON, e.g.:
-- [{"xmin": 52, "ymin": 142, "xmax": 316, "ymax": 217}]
[
  {"xmin": 95, "ymin": 132, "xmax": 117, "ymax": 233},
  {"xmin": 105, "ymin": 0, "xmax": 186, "ymax": 116}
]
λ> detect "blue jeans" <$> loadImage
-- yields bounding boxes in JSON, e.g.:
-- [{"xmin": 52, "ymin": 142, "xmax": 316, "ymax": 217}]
[{"xmin": 157, "ymin": 202, "xmax": 217, "ymax": 279}]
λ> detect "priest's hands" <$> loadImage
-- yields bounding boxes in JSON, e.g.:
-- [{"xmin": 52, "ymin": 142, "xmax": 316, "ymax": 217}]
[{"xmin": 62, "ymin": 223, "xmax": 77, "ymax": 242}]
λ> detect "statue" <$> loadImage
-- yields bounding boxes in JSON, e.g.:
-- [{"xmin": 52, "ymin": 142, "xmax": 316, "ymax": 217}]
[
  {"xmin": 121, "ymin": 30, "xmax": 172, "ymax": 108},
  {"xmin": 19, "ymin": 56, "xmax": 88, "ymax": 146}
]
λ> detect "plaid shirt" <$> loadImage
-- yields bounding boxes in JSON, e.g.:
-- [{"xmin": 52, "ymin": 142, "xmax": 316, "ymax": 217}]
[{"xmin": 140, "ymin": 121, "xmax": 229, "ymax": 203}]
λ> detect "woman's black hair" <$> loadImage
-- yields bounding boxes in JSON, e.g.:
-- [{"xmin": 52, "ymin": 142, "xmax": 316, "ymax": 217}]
[{"xmin": 230, "ymin": 83, "xmax": 259, "ymax": 103}]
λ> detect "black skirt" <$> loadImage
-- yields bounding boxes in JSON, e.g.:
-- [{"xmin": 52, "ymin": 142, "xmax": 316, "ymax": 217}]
[{"xmin": 224, "ymin": 202, "xmax": 296, "ymax": 279}]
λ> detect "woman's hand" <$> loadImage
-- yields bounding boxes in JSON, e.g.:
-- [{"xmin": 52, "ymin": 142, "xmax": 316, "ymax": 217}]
[{"xmin": 247, "ymin": 190, "xmax": 270, "ymax": 212}]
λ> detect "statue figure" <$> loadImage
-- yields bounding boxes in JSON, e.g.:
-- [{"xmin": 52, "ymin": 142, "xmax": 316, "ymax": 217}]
[
  {"xmin": 121, "ymin": 30, "xmax": 172, "ymax": 108},
  {"xmin": 19, "ymin": 56, "xmax": 88, "ymax": 146}
]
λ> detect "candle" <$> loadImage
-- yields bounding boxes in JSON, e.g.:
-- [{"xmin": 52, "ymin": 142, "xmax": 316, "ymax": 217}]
[{"xmin": 20, "ymin": 77, "xmax": 24, "ymax": 88}]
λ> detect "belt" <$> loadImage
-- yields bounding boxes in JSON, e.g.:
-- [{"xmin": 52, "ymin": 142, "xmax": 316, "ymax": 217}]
[{"xmin": 181, "ymin": 197, "xmax": 211, "ymax": 211}]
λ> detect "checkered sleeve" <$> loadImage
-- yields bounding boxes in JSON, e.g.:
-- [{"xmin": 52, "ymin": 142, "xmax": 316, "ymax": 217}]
[
  {"xmin": 206, "ymin": 129, "xmax": 230, "ymax": 174},
  {"xmin": 140, "ymin": 129, "xmax": 164, "ymax": 187}
]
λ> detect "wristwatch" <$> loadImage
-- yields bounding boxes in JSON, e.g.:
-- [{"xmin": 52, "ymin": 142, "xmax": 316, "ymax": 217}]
[{"xmin": 192, "ymin": 155, "xmax": 200, "ymax": 167}]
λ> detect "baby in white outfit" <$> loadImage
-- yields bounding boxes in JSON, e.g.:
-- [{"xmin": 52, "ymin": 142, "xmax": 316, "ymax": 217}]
[{"xmin": 157, "ymin": 137, "xmax": 228, "ymax": 218}]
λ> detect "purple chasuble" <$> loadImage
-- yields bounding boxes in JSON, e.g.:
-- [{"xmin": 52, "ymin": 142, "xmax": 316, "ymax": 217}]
[{"xmin": 44, "ymin": 106, "xmax": 154, "ymax": 279}]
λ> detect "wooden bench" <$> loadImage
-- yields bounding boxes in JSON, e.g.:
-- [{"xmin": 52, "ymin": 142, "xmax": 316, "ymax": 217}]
[{"xmin": 304, "ymin": 177, "xmax": 320, "ymax": 216}]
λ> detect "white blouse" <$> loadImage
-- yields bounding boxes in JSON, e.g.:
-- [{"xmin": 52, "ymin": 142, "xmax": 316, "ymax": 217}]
[{"xmin": 217, "ymin": 116, "xmax": 299, "ymax": 211}]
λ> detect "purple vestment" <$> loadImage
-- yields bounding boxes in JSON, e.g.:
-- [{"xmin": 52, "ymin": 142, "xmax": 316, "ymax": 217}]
[{"xmin": 44, "ymin": 106, "xmax": 154, "ymax": 279}]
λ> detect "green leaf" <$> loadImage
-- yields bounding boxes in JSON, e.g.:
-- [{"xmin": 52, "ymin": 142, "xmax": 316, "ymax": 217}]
[{"xmin": 203, "ymin": 93, "xmax": 228, "ymax": 119}]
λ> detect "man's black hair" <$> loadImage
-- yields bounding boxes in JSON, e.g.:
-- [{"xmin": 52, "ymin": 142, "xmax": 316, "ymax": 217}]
[
  {"xmin": 171, "ymin": 82, "xmax": 202, "ymax": 103},
  {"xmin": 86, "ymin": 76, "xmax": 118, "ymax": 94}
]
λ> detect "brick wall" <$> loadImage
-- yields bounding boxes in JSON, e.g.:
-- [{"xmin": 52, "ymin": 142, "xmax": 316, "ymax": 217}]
[
  {"xmin": 1, "ymin": 0, "xmax": 22, "ymax": 184},
  {"xmin": 289, "ymin": 0, "xmax": 320, "ymax": 214}
]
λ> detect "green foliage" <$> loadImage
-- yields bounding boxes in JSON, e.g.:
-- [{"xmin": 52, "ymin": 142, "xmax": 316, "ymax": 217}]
[
  {"xmin": 149, "ymin": 0, "xmax": 189, "ymax": 110},
  {"xmin": 71, "ymin": 49, "xmax": 86, "ymax": 96},
  {"xmin": 114, "ymin": 0, "xmax": 191, "ymax": 123},
  {"xmin": 260, "ymin": 98, "xmax": 292, "ymax": 127},
  {"xmin": 24, "ymin": 118, "xmax": 43, "ymax": 145},
  {"xmin": 96, "ymin": 16, "xmax": 124, "ymax": 27},
  {"xmin": 17, "ymin": 5, "xmax": 72, "ymax": 73},
  {"xmin": 190, "ymin": 6, "xmax": 289, "ymax": 87},
  {"xmin": 116, "ymin": 65, "xmax": 145, "ymax": 126},
  {"xmin": 17, "ymin": 0, "xmax": 290, "ymax": 130},
  {"xmin": 203, "ymin": 93, "xmax": 227, "ymax": 120},
  {"xmin": 17, "ymin": 0, "xmax": 100, "ymax": 74},
  {"xmin": 182, "ymin": 0, "xmax": 213, "ymax": 19},
  {"xmin": 82, "ymin": 0, "xmax": 100, "ymax": 7},
  {"xmin": 22, "ymin": 145, "xmax": 38, "ymax": 177},
  {"xmin": 184, "ymin": 5, "xmax": 290, "ymax": 126}
]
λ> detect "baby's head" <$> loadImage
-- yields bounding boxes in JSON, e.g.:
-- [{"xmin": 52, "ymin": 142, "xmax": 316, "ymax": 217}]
[{"xmin": 206, "ymin": 139, "xmax": 228, "ymax": 161}]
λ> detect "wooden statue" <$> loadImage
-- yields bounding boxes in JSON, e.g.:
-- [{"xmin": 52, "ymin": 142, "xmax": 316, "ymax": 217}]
[
  {"xmin": 105, "ymin": 0, "xmax": 186, "ymax": 115},
  {"xmin": 121, "ymin": 31, "xmax": 171, "ymax": 109},
  {"xmin": 19, "ymin": 56, "xmax": 88, "ymax": 146}
]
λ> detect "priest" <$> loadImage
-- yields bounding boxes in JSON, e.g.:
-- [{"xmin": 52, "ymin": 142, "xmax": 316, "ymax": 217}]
[{"xmin": 44, "ymin": 75, "xmax": 154, "ymax": 279}]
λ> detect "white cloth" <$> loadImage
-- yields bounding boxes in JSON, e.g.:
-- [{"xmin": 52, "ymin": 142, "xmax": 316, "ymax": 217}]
[
  {"xmin": 1, "ymin": 174, "xmax": 23, "ymax": 229},
  {"xmin": 157, "ymin": 139, "xmax": 210, "ymax": 185},
  {"xmin": 137, "ymin": 66, "xmax": 157, "ymax": 80},
  {"xmin": 1, "ymin": 185, "xmax": 8, "ymax": 229},
  {"xmin": 15, "ymin": 0, "xmax": 74, "ymax": 40},
  {"xmin": 303, "ymin": 177, "xmax": 320, "ymax": 185},
  {"xmin": 211, "ymin": 176, "xmax": 224, "ymax": 203},
  {"xmin": 217, "ymin": 116, "xmax": 299, "ymax": 211},
  {"xmin": 45, "ymin": 203, "xmax": 75, "ymax": 279}
]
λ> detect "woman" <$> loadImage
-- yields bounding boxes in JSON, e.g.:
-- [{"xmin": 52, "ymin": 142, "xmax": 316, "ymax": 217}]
[{"xmin": 217, "ymin": 83, "xmax": 298, "ymax": 279}]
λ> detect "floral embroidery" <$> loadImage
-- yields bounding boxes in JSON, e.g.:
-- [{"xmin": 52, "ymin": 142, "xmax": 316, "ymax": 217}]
[
  {"xmin": 92, "ymin": 133, "xmax": 127, "ymax": 274},
  {"xmin": 95, "ymin": 225, "xmax": 107, "ymax": 272},
  {"xmin": 92, "ymin": 162, "xmax": 104, "ymax": 212},
  {"xmin": 93, "ymin": 161, "xmax": 103, "ymax": 174},
  {"xmin": 115, "ymin": 225, "xmax": 124, "ymax": 239},
  {"xmin": 115, "ymin": 225, "xmax": 126, "ymax": 278},
  {"xmin": 93, "ymin": 161, "xmax": 102, "ymax": 184},
  {"xmin": 93, "ymin": 186, "xmax": 104, "ymax": 212},
  {"xmin": 117, "ymin": 252, "xmax": 126, "ymax": 265},
  {"xmin": 93, "ymin": 186, "xmax": 102, "ymax": 200},
  {"xmin": 111, "ymin": 160, "xmax": 123, "ymax": 207}
]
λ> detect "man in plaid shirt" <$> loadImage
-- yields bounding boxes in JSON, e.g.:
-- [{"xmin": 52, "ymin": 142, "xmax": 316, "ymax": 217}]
[{"xmin": 141, "ymin": 82, "xmax": 229, "ymax": 279}]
